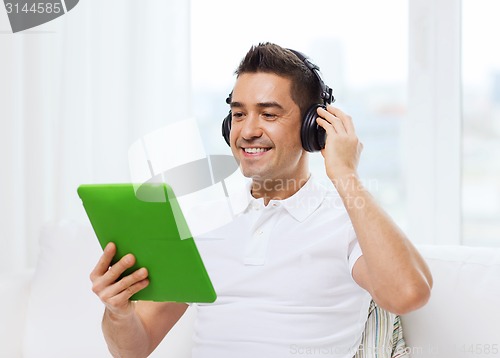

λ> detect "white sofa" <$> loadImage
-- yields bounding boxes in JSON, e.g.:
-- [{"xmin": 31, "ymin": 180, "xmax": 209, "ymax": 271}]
[{"xmin": 2, "ymin": 220, "xmax": 500, "ymax": 358}]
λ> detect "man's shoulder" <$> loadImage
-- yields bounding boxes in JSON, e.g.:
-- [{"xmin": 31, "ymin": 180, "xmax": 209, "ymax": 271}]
[{"xmin": 308, "ymin": 176, "xmax": 345, "ymax": 210}]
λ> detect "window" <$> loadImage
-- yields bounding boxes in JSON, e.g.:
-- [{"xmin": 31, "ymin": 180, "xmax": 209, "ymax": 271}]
[{"xmin": 462, "ymin": 0, "xmax": 500, "ymax": 246}]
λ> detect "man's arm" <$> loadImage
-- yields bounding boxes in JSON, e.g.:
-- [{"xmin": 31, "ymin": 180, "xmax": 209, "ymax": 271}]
[
  {"xmin": 90, "ymin": 242, "xmax": 188, "ymax": 358},
  {"xmin": 316, "ymin": 105, "xmax": 433, "ymax": 315}
]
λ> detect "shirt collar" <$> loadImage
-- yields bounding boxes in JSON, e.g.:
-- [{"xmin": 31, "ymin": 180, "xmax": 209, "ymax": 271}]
[
  {"xmin": 230, "ymin": 175, "xmax": 329, "ymax": 222},
  {"xmin": 279, "ymin": 175, "xmax": 328, "ymax": 222}
]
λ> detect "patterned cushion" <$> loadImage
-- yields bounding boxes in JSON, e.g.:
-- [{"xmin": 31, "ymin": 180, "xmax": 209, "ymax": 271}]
[{"xmin": 354, "ymin": 300, "xmax": 410, "ymax": 358}]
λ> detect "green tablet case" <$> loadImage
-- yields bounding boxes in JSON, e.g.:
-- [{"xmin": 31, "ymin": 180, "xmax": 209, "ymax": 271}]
[{"xmin": 77, "ymin": 182, "xmax": 216, "ymax": 303}]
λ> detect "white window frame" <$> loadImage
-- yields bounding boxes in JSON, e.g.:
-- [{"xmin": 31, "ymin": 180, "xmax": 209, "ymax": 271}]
[{"xmin": 406, "ymin": 0, "xmax": 462, "ymax": 245}]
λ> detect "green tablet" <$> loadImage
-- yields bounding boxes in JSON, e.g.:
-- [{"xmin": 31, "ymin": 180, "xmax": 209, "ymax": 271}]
[{"xmin": 77, "ymin": 182, "xmax": 216, "ymax": 303}]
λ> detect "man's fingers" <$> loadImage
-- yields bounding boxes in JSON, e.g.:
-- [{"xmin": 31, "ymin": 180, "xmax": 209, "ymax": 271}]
[
  {"xmin": 316, "ymin": 116, "xmax": 336, "ymax": 136},
  {"xmin": 90, "ymin": 242, "xmax": 116, "ymax": 281},
  {"xmin": 91, "ymin": 248, "xmax": 138, "ymax": 296},
  {"xmin": 318, "ymin": 105, "xmax": 356, "ymax": 135},
  {"xmin": 101, "ymin": 279, "xmax": 150, "ymax": 312},
  {"xmin": 89, "ymin": 243, "xmax": 150, "ymax": 314},
  {"xmin": 112, "ymin": 276, "xmax": 150, "ymax": 303},
  {"xmin": 98, "ymin": 267, "xmax": 149, "ymax": 302},
  {"xmin": 317, "ymin": 106, "xmax": 346, "ymax": 134},
  {"xmin": 113, "ymin": 267, "xmax": 149, "ymax": 296},
  {"xmin": 104, "ymin": 253, "xmax": 136, "ymax": 283}
]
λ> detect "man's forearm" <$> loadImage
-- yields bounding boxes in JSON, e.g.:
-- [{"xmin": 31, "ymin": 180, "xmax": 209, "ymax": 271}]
[{"xmin": 102, "ymin": 305, "xmax": 152, "ymax": 358}]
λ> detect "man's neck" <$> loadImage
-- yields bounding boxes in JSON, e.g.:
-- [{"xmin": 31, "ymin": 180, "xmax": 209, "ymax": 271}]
[{"xmin": 250, "ymin": 173, "xmax": 311, "ymax": 206}]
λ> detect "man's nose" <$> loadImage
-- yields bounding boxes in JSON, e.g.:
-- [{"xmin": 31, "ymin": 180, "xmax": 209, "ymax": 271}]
[{"xmin": 240, "ymin": 113, "xmax": 263, "ymax": 140}]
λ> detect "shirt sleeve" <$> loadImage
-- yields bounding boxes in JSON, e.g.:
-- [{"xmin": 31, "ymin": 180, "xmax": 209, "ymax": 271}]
[{"xmin": 347, "ymin": 226, "xmax": 363, "ymax": 276}]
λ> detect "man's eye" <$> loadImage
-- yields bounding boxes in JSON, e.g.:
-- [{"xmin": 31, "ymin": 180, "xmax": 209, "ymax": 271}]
[
  {"xmin": 232, "ymin": 112, "xmax": 244, "ymax": 119},
  {"xmin": 262, "ymin": 113, "xmax": 277, "ymax": 119}
]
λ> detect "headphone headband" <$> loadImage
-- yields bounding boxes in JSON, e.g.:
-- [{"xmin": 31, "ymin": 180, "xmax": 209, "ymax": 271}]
[{"xmin": 286, "ymin": 49, "xmax": 334, "ymax": 106}]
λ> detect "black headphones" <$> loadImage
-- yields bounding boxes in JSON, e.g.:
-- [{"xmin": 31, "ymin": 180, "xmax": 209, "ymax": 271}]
[{"xmin": 221, "ymin": 49, "xmax": 335, "ymax": 152}]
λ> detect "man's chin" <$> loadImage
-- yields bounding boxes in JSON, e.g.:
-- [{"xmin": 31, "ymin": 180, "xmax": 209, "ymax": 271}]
[{"xmin": 238, "ymin": 166, "xmax": 267, "ymax": 181}]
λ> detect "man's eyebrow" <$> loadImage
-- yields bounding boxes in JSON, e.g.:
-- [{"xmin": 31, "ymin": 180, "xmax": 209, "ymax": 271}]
[
  {"xmin": 229, "ymin": 101, "xmax": 284, "ymax": 110},
  {"xmin": 257, "ymin": 102, "xmax": 284, "ymax": 110},
  {"xmin": 229, "ymin": 101, "xmax": 244, "ymax": 109}
]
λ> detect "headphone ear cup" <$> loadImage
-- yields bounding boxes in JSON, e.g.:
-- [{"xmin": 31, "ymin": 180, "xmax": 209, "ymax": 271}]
[
  {"xmin": 221, "ymin": 111, "xmax": 232, "ymax": 146},
  {"xmin": 301, "ymin": 104, "xmax": 326, "ymax": 152}
]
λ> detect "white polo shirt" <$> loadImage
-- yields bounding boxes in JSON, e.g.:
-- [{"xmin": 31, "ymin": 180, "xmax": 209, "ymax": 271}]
[{"xmin": 192, "ymin": 175, "xmax": 371, "ymax": 358}]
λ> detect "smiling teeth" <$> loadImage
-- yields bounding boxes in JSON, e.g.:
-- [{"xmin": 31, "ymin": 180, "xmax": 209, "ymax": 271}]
[{"xmin": 244, "ymin": 148, "xmax": 269, "ymax": 153}]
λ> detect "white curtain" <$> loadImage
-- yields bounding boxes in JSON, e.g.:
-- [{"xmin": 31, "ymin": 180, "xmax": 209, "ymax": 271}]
[{"xmin": 0, "ymin": 0, "xmax": 191, "ymax": 271}]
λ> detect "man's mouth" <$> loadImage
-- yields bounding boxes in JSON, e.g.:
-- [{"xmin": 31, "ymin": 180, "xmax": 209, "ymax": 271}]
[{"xmin": 243, "ymin": 147, "xmax": 271, "ymax": 154}]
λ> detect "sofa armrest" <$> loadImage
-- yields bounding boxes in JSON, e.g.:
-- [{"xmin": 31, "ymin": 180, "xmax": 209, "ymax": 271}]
[{"xmin": 402, "ymin": 245, "xmax": 500, "ymax": 357}]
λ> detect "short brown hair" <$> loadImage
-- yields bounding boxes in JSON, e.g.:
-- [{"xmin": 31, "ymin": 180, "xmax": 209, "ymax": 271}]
[{"xmin": 235, "ymin": 43, "xmax": 322, "ymax": 117}]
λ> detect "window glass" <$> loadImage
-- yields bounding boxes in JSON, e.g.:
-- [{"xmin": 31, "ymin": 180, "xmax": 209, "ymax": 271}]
[
  {"xmin": 191, "ymin": 0, "xmax": 408, "ymax": 227},
  {"xmin": 462, "ymin": 0, "xmax": 500, "ymax": 246}
]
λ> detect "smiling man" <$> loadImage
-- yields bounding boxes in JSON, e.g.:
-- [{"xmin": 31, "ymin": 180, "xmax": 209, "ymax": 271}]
[
  {"xmin": 90, "ymin": 43, "xmax": 433, "ymax": 358},
  {"xmin": 230, "ymin": 71, "xmax": 309, "ymax": 202}
]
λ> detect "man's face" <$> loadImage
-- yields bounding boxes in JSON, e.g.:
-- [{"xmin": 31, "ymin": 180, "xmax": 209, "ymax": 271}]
[{"xmin": 229, "ymin": 72, "xmax": 308, "ymax": 183}]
